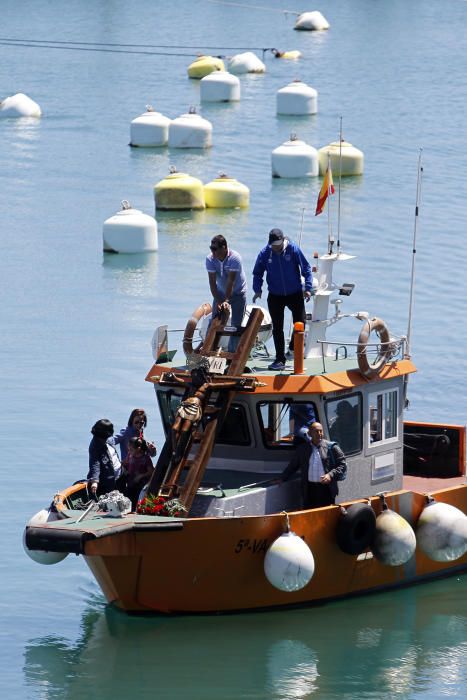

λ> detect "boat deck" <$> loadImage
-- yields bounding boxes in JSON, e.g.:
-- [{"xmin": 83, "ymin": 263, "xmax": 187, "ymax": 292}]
[{"xmin": 403, "ymin": 473, "xmax": 466, "ymax": 492}]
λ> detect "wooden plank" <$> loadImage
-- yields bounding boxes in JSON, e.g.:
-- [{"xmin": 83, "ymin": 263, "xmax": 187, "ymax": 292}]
[
  {"xmin": 147, "ymin": 308, "xmax": 264, "ymax": 511},
  {"xmin": 179, "ymin": 308, "xmax": 264, "ymax": 511}
]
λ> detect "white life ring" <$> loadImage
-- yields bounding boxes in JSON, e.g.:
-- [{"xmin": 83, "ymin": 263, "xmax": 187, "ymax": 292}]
[
  {"xmin": 357, "ymin": 317, "xmax": 391, "ymax": 378},
  {"xmin": 183, "ymin": 302, "xmax": 212, "ymax": 357}
]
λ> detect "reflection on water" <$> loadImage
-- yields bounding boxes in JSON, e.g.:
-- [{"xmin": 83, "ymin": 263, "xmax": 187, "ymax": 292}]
[
  {"xmin": 102, "ymin": 252, "xmax": 159, "ymax": 298},
  {"xmin": 24, "ymin": 576, "xmax": 467, "ymax": 699}
]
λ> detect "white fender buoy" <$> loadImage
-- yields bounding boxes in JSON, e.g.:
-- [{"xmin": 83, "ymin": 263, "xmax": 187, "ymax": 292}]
[
  {"xmin": 416, "ymin": 501, "xmax": 467, "ymax": 562},
  {"xmin": 371, "ymin": 508, "xmax": 416, "ymax": 566},
  {"xmin": 272, "ymin": 134, "xmax": 319, "ymax": 178},
  {"xmin": 318, "ymin": 141, "xmax": 364, "ymax": 176},
  {"xmin": 204, "ymin": 174, "xmax": 249, "ymax": 208},
  {"xmin": 0, "ymin": 92, "xmax": 42, "ymax": 118},
  {"xmin": 103, "ymin": 201, "xmax": 158, "ymax": 253},
  {"xmin": 168, "ymin": 108, "xmax": 212, "ymax": 149},
  {"xmin": 200, "ymin": 71, "xmax": 240, "ymax": 102},
  {"xmin": 294, "ymin": 11, "xmax": 330, "ymax": 31},
  {"xmin": 200, "ymin": 304, "xmax": 272, "ymax": 349},
  {"xmin": 23, "ymin": 509, "xmax": 68, "ymax": 565},
  {"xmin": 264, "ymin": 531, "xmax": 315, "ymax": 592},
  {"xmin": 154, "ymin": 169, "xmax": 205, "ymax": 210},
  {"xmin": 187, "ymin": 55, "xmax": 225, "ymax": 79},
  {"xmin": 276, "ymin": 81, "xmax": 318, "ymax": 116},
  {"xmin": 227, "ymin": 52, "xmax": 266, "ymax": 74},
  {"xmin": 129, "ymin": 105, "xmax": 171, "ymax": 147}
]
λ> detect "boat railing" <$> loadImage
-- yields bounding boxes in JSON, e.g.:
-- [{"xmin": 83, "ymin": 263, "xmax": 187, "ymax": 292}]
[{"xmin": 316, "ymin": 336, "xmax": 405, "ymax": 374}]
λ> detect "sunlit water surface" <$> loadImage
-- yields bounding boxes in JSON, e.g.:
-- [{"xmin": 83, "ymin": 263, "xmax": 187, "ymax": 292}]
[{"xmin": 1, "ymin": 1, "xmax": 466, "ymax": 698}]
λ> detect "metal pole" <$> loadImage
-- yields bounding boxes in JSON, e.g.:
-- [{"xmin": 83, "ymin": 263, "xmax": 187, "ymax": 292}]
[
  {"xmin": 406, "ymin": 149, "xmax": 423, "ymax": 358},
  {"xmin": 298, "ymin": 206, "xmax": 305, "ymax": 247},
  {"xmin": 288, "ymin": 207, "xmax": 306, "ymax": 343},
  {"xmin": 327, "ymin": 152, "xmax": 333, "ymax": 253},
  {"xmin": 337, "ymin": 116, "xmax": 343, "ymax": 253}
]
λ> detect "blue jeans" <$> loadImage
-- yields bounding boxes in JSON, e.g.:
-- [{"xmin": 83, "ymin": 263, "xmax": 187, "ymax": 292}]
[{"xmin": 212, "ymin": 293, "xmax": 246, "ymax": 352}]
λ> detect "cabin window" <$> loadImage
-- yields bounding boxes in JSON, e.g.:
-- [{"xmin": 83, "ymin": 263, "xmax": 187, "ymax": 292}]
[
  {"xmin": 157, "ymin": 390, "xmax": 183, "ymax": 434},
  {"xmin": 157, "ymin": 390, "xmax": 250, "ymax": 446},
  {"xmin": 325, "ymin": 393, "xmax": 362, "ymax": 455},
  {"xmin": 257, "ymin": 400, "xmax": 317, "ymax": 449},
  {"xmin": 369, "ymin": 388, "xmax": 399, "ymax": 445},
  {"xmin": 216, "ymin": 404, "xmax": 251, "ymax": 446}
]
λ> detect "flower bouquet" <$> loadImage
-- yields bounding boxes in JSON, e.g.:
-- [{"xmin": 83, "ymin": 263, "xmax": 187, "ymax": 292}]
[{"xmin": 136, "ymin": 494, "xmax": 187, "ymax": 518}]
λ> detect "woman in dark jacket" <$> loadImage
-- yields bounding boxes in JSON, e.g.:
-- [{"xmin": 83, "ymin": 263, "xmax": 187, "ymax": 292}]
[{"xmin": 87, "ymin": 419, "xmax": 121, "ymax": 497}]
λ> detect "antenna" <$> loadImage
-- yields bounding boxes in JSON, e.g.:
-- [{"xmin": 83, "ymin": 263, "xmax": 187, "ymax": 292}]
[
  {"xmin": 337, "ymin": 116, "xmax": 343, "ymax": 254},
  {"xmin": 298, "ymin": 206, "xmax": 305, "ymax": 248},
  {"xmin": 406, "ymin": 149, "xmax": 424, "ymax": 358}
]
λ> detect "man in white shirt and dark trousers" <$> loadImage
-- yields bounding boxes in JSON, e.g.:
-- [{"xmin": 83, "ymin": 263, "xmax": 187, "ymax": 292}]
[{"xmin": 281, "ymin": 422, "xmax": 347, "ymax": 508}]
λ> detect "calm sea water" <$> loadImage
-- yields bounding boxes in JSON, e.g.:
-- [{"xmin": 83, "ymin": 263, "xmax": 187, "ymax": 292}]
[{"xmin": 1, "ymin": 1, "xmax": 466, "ymax": 698}]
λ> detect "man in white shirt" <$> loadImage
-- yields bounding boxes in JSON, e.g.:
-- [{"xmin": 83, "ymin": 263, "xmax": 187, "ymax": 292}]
[{"xmin": 281, "ymin": 422, "xmax": 347, "ymax": 508}]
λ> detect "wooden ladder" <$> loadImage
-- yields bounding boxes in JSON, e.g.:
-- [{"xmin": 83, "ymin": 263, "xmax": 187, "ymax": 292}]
[{"xmin": 148, "ymin": 307, "xmax": 264, "ymax": 513}]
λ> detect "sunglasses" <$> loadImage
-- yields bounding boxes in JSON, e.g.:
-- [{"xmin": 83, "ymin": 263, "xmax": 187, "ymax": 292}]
[{"xmin": 210, "ymin": 245, "xmax": 220, "ymax": 252}]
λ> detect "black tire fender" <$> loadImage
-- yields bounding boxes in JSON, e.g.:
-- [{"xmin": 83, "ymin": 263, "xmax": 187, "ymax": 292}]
[{"xmin": 336, "ymin": 502, "xmax": 376, "ymax": 555}]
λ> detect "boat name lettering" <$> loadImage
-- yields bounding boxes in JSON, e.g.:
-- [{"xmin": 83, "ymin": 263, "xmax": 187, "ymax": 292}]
[{"xmin": 234, "ymin": 538, "xmax": 268, "ymax": 554}]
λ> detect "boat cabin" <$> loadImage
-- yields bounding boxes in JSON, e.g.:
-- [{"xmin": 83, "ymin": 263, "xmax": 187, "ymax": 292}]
[{"xmin": 148, "ymin": 349, "xmax": 416, "ymax": 516}]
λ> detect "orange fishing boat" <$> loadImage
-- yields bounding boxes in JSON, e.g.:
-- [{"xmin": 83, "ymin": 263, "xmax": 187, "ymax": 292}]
[{"xmin": 24, "ymin": 217, "xmax": 467, "ymax": 614}]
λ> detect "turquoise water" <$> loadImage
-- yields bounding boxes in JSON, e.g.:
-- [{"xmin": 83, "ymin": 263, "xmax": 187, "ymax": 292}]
[{"xmin": 1, "ymin": 1, "xmax": 466, "ymax": 697}]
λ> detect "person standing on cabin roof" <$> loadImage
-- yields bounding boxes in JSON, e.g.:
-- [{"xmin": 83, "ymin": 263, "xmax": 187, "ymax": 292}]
[
  {"xmin": 206, "ymin": 235, "xmax": 247, "ymax": 351},
  {"xmin": 280, "ymin": 421, "xmax": 347, "ymax": 508},
  {"xmin": 252, "ymin": 228, "xmax": 313, "ymax": 371}
]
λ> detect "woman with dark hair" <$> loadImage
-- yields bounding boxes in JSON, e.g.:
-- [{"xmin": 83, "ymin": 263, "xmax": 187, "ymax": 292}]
[
  {"xmin": 121, "ymin": 436, "xmax": 154, "ymax": 510},
  {"xmin": 109, "ymin": 408, "xmax": 157, "ymax": 461},
  {"xmin": 87, "ymin": 419, "xmax": 121, "ymax": 497}
]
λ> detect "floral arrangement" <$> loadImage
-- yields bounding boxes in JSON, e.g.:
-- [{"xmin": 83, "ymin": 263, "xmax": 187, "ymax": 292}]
[{"xmin": 136, "ymin": 494, "xmax": 187, "ymax": 518}]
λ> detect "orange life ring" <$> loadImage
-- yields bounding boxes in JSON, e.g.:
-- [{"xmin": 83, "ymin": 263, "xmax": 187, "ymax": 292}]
[
  {"xmin": 357, "ymin": 317, "xmax": 391, "ymax": 378},
  {"xmin": 183, "ymin": 302, "xmax": 212, "ymax": 357}
]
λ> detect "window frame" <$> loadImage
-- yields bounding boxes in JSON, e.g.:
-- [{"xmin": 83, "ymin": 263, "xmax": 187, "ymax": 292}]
[
  {"xmin": 324, "ymin": 392, "xmax": 363, "ymax": 456},
  {"xmin": 156, "ymin": 389, "xmax": 252, "ymax": 447},
  {"xmin": 256, "ymin": 399, "xmax": 318, "ymax": 450},
  {"xmin": 368, "ymin": 386, "xmax": 400, "ymax": 447}
]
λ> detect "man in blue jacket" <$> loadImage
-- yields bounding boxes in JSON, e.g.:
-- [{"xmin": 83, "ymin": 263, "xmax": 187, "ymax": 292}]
[{"xmin": 252, "ymin": 228, "xmax": 313, "ymax": 370}]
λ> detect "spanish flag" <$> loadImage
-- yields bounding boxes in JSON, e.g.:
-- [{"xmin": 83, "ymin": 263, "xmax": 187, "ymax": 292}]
[{"xmin": 315, "ymin": 165, "xmax": 335, "ymax": 216}]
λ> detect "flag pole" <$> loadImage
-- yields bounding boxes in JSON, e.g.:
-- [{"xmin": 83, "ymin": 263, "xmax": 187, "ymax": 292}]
[
  {"xmin": 288, "ymin": 206, "xmax": 306, "ymax": 346},
  {"xmin": 337, "ymin": 116, "xmax": 343, "ymax": 255},
  {"xmin": 327, "ymin": 152, "xmax": 333, "ymax": 254},
  {"xmin": 406, "ymin": 149, "xmax": 423, "ymax": 359}
]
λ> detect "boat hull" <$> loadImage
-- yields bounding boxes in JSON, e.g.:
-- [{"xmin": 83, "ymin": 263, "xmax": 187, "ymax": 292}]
[{"xmin": 78, "ymin": 486, "xmax": 467, "ymax": 613}]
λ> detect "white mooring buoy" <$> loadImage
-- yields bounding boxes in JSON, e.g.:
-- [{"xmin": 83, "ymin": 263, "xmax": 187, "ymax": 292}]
[
  {"xmin": 272, "ymin": 134, "xmax": 319, "ymax": 178},
  {"xmin": 0, "ymin": 92, "xmax": 42, "ymax": 118},
  {"xmin": 168, "ymin": 108, "xmax": 212, "ymax": 149},
  {"xmin": 103, "ymin": 201, "xmax": 158, "ymax": 253},
  {"xmin": 200, "ymin": 72, "xmax": 240, "ymax": 102},
  {"xmin": 276, "ymin": 81, "xmax": 318, "ymax": 116},
  {"xmin": 130, "ymin": 105, "xmax": 171, "ymax": 147}
]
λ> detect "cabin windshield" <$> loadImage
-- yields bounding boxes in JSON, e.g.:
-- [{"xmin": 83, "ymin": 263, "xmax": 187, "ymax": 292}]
[
  {"xmin": 157, "ymin": 390, "xmax": 251, "ymax": 446},
  {"xmin": 325, "ymin": 393, "xmax": 362, "ymax": 455},
  {"xmin": 157, "ymin": 389, "xmax": 183, "ymax": 432},
  {"xmin": 257, "ymin": 400, "xmax": 318, "ymax": 448}
]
